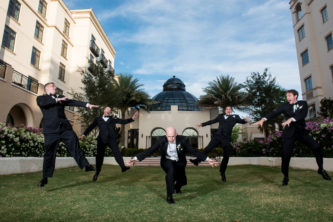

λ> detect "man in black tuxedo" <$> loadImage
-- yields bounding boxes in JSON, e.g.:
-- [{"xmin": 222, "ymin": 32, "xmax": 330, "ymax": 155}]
[
  {"xmin": 37, "ymin": 82, "xmax": 99, "ymax": 187},
  {"xmin": 128, "ymin": 127, "xmax": 218, "ymax": 204},
  {"xmin": 81, "ymin": 107, "xmax": 138, "ymax": 181},
  {"xmin": 190, "ymin": 106, "xmax": 249, "ymax": 182},
  {"xmin": 254, "ymin": 89, "xmax": 331, "ymax": 185}
]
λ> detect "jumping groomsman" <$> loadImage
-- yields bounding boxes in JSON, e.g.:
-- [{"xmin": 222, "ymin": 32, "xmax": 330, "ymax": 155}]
[
  {"xmin": 253, "ymin": 89, "xmax": 331, "ymax": 185},
  {"xmin": 81, "ymin": 107, "xmax": 138, "ymax": 181},
  {"xmin": 37, "ymin": 82, "xmax": 99, "ymax": 187},
  {"xmin": 190, "ymin": 106, "xmax": 249, "ymax": 182},
  {"xmin": 128, "ymin": 127, "xmax": 218, "ymax": 204}
]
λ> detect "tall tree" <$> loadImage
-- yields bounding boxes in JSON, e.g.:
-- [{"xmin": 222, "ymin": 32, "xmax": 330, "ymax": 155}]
[
  {"xmin": 112, "ymin": 74, "xmax": 151, "ymax": 146},
  {"xmin": 197, "ymin": 75, "xmax": 248, "ymax": 111},
  {"xmin": 70, "ymin": 62, "xmax": 117, "ymax": 135},
  {"xmin": 243, "ymin": 68, "xmax": 286, "ymax": 138}
]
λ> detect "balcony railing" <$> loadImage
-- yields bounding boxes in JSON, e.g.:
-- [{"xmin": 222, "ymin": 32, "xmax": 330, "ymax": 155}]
[
  {"xmin": 88, "ymin": 60, "xmax": 96, "ymax": 74},
  {"xmin": 306, "ymin": 90, "xmax": 313, "ymax": 100},
  {"xmin": 89, "ymin": 40, "xmax": 100, "ymax": 57},
  {"xmin": 98, "ymin": 53, "xmax": 107, "ymax": 68},
  {"xmin": 12, "ymin": 70, "xmax": 39, "ymax": 94}
]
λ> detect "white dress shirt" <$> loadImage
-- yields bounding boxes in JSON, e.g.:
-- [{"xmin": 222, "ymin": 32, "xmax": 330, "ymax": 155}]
[{"xmin": 166, "ymin": 141, "xmax": 179, "ymax": 161}]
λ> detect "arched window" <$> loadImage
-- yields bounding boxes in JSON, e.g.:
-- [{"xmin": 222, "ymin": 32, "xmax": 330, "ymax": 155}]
[
  {"xmin": 182, "ymin": 128, "xmax": 198, "ymax": 148},
  {"xmin": 151, "ymin": 128, "xmax": 166, "ymax": 146},
  {"xmin": 295, "ymin": 4, "xmax": 302, "ymax": 21}
]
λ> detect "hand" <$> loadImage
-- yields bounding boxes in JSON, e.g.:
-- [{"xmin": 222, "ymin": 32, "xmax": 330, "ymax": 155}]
[
  {"xmin": 88, "ymin": 104, "xmax": 99, "ymax": 109},
  {"xmin": 282, "ymin": 118, "xmax": 293, "ymax": 128},
  {"xmin": 56, "ymin": 97, "xmax": 67, "ymax": 103},
  {"xmin": 196, "ymin": 123, "xmax": 202, "ymax": 129},
  {"xmin": 207, "ymin": 158, "xmax": 219, "ymax": 167},
  {"xmin": 253, "ymin": 118, "xmax": 265, "ymax": 127},
  {"xmin": 132, "ymin": 111, "xmax": 139, "ymax": 120},
  {"xmin": 127, "ymin": 158, "xmax": 137, "ymax": 166},
  {"xmin": 243, "ymin": 116, "xmax": 250, "ymax": 122}
]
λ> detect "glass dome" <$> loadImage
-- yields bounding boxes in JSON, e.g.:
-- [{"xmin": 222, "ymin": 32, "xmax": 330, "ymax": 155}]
[{"xmin": 150, "ymin": 76, "xmax": 201, "ymax": 111}]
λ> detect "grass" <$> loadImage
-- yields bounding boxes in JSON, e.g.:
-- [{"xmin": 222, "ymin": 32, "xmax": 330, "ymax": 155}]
[{"xmin": 0, "ymin": 165, "xmax": 332, "ymax": 222}]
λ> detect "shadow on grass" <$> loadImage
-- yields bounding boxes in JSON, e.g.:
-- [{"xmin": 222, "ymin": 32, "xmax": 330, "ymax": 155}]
[{"xmin": 46, "ymin": 180, "xmax": 92, "ymax": 192}]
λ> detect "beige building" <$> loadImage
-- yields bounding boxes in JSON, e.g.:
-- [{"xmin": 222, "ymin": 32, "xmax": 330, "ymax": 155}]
[
  {"xmin": 124, "ymin": 76, "xmax": 264, "ymax": 149},
  {"xmin": 289, "ymin": 0, "xmax": 333, "ymax": 118},
  {"xmin": 0, "ymin": 0, "xmax": 115, "ymax": 131}
]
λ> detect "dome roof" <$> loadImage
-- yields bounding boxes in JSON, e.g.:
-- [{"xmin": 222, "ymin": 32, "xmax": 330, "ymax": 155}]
[{"xmin": 150, "ymin": 76, "xmax": 201, "ymax": 111}]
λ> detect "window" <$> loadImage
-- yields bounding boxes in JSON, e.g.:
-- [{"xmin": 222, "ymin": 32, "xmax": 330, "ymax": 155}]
[
  {"xmin": 301, "ymin": 49, "xmax": 309, "ymax": 65},
  {"xmin": 7, "ymin": 0, "xmax": 21, "ymax": 21},
  {"xmin": 309, "ymin": 104, "xmax": 316, "ymax": 119},
  {"xmin": 58, "ymin": 63, "xmax": 65, "ymax": 82},
  {"xmin": 34, "ymin": 21, "xmax": 44, "ymax": 42},
  {"xmin": 151, "ymin": 128, "xmax": 166, "ymax": 146},
  {"xmin": 2, "ymin": 26, "xmax": 16, "ymax": 51},
  {"xmin": 295, "ymin": 4, "xmax": 302, "ymax": 21},
  {"xmin": 55, "ymin": 88, "xmax": 63, "ymax": 95},
  {"xmin": 31, "ymin": 47, "xmax": 41, "ymax": 68},
  {"xmin": 326, "ymin": 33, "xmax": 333, "ymax": 51},
  {"xmin": 61, "ymin": 40, "xmax": 68, "ymax": 58},
  {"xmin": 63, "ymin": 19, "xmax": 70, "ymax": 37},
  {"xmin": 38, "ymin": 0, "xmax": 47, "ymax": 18},
  {"xmin": 298, "ymin": 25, "xmax": 305, "ymax": 41},
  {"xmin": 321, "ymin": 6, "xmax": 328, "ymax": 23},
  {"xmin": 305, "ymin": 76, "xmax": 312, "ymax": 91}
]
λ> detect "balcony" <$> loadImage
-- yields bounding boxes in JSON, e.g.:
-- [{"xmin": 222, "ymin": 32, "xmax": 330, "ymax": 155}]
[
  {"xmin": 12, "ymin": 70, "xmax": 39, "ymax": 94},
  {"xmin": 89, "ymin": 40, "xmax": 100, "ymax": 57},
  {"xmin": 306, "ymin": 90, "xmax": 313, "ymax": 100},
  {"xmin": 106, "ymin": 61, "xmax": 114, "ymax": 76},
  {"xmin": 98, "ymin": 53, "xmax": 107, "ymax": 68},
  {"xmin": 88, "ymin": 60, "xmax": 96, "ymax": 74}
]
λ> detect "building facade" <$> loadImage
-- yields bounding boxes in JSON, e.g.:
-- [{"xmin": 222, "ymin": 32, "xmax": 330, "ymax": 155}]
[
  {"xmin": 0, "ymin": 0, "xmax": 115, "ymax": 132},
  {"xmin": 289, "ymin": 0, "xmax": 333, "ymax": 118},
  {"xmin": 124, "ymin": 76, "xmax": 264, "ymax": 149}
]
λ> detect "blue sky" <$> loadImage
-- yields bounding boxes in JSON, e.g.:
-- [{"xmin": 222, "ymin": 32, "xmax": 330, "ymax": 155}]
[{"xmin": 64, "ymin": 0, "xmax": 301, "ymax": 99}]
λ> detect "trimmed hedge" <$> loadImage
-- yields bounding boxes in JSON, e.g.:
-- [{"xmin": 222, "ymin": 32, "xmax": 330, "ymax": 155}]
[{"xmin": 1, "ymin": 117, "xmax": 333, "ymax": 157}]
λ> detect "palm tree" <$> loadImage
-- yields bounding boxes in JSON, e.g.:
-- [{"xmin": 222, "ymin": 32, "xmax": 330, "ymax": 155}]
[
  {"xmin": 112, "ymin": 74, "xmax": 151, "ymax": 146},
  {"xmin": 197, "ymin": 75, "xmax": 247, "ymax": 111}
]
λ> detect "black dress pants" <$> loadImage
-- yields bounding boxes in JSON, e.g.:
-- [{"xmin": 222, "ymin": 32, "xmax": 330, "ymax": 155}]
[
  {"xmin": 43, "ymin": 130, "xmax": 90, "ymax": 178},
  {"xmin": 161, "ymin": 159, "xmax": 187, "ymax": 197}
]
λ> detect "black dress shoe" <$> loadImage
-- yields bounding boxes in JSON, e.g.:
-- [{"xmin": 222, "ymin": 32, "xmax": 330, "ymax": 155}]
[
  {"xmin": 122, "ymin": 166, "xmax": 130, "ymax": 172},
  {"xmin": 167, "ymin": 196, "xmax": 175, "ymax": 204},
  {"xmin": 190, "ymin": 158, "xmax": 199, "ymax": 166},
  {"xmin": 92, "ymin": 173, "xmax": 99, "ymax": 182},
  {"xmin": 175, "ymin": 187, "xmax": 182, "ymax": 194},
  {"xmin": 221, "ymin": 173, "xmax": 226, "ymax": 182},
  {"xmin": 38, "ymin": 178, "xmax": 48, "ymax": 187},
  {"xmin": 85, "ymin": 165, "xmax": 95, "ymax": 172},
  {"xmin": 318, "ymin": 169, "xmax": 331, "ymax": 180},
  {"xmin": 282, "ymin": 177, "xmax": 289, "ymax": 186}
]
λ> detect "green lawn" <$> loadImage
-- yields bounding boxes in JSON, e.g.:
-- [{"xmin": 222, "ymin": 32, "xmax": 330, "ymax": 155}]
[{"xmin": 0, "ymin": 165, "xmax": 332, "ymax": 222}]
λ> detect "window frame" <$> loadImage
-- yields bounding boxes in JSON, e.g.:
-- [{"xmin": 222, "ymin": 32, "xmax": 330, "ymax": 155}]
[
  {"xmin": 301, "ymin": 49, "xmax": 309, "ymax": 66},
  {"xmin": 61, "ymin": 40, "xmax": 68, "ymax": 59},
  {"xmin": 34, "ymin": 20, "xmax": 44, "ymax": 42},
  {"xmin": 58, "ymin": 63, "xmax": 66, "ymax": 82},
  {"xmin": 38, "ymin": 0, "xmax": 47, "ymax": 18},
  {"xmin": 2, "ymin": 25, "xmax": 16, "ymax": 52},
  {"xmin": 7, "ymin": 0, "xmax": 21, "ymax": 21},
  {"xmin": 63, "ymin": 18, "xmax": 70, "ymax": 37},
  {"xmin": 305, "ymin": 76, "xmax": 313, "ymax": 92},
  {"xmin": 321, "ymin": 6, "xmax": 328, "ymax": 23},
  {"xmin": 297, "ymin": 25, "xmax": 305, "ymax": 41},
  {"xmin": 326, "ymin": 33, "xmax": 333, "ymax": 51},
  {"xmin": 31, "ymin": 46, "xmax": 41, "ymax": 69}
]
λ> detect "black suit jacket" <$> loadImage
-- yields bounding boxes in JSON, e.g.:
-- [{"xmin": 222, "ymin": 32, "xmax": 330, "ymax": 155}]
[
  {"xmin": 136, "ymin": 135, "xmax": 206, "ymax": 164},
  {"xmin": 83, "ymin": 116, "xmax": 134, "ymax": 144},
  {"xmin": 37, "ymin": 94, "xmax": 87, "ymax": 134},
  {"xmin": 202, "ymin": 114, "xmax": 247, "ymax": 140},
  {"xmin": 265, "ymin": 100, "xmax": 308, "ymax": 138}
]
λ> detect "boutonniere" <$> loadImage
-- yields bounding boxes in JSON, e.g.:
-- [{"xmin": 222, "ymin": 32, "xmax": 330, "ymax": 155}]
[
  {"xmin": 295, "ymin": 104, "xmax": 303, "ymax": 111},
  {"xmin": 177, "ymin": 144, "xmax": 182, "ymax": 151}
]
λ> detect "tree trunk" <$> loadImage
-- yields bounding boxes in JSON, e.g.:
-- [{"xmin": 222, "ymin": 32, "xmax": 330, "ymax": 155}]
[{"xmin": 120, "ymin": 109, "xmax": 126, "ymax": 147}]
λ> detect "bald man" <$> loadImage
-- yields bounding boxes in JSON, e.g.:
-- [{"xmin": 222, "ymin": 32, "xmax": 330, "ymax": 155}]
[
  {"xmin": 128, "ymin": 127, "xmax": 217, "ymax": 204},
  {"xmin": 81, "ymin": 107, "xmax": 138, "ymax": 181}
]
